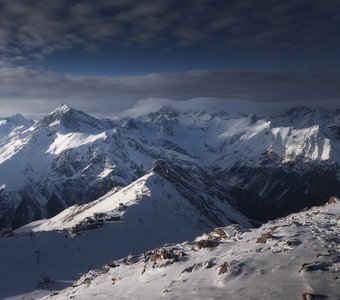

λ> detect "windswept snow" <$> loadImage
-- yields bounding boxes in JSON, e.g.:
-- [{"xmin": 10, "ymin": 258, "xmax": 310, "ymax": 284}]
[
  {"xmin": 46, "ymin": 132, "xmax": 108, "ymax": 155},
  {"xmin": 39, "ymin": 200, "xmax": 340, "ymax": 300}
]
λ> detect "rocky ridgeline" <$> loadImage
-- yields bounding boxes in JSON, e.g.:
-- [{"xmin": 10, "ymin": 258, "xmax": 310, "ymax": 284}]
[
  {"xmin": 1, "ymin": 105, "xmax": 340, "ymax": 229},
  {"xmin": 42, "ymin": 198, "xmax": 339, "ymax": 300}
]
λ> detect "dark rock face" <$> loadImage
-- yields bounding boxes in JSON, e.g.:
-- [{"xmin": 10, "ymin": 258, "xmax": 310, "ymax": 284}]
[
  {"xmin": 220, "ymin": 163, "xmax": 340, "ymax": 218},
  {"xmin": 12, "ymin": 196, "xmax": 41, "ymax": 229},
  {"xmin": 229, "ymin": 188, "xmax": 272, "ymax": 222},
  {"xmin": 46, "ymin": 192, "xmax": 65, "ymax": 218},
  {"xmin": 151, "ymin": 159, "xmax": 261, "ymax": 226}
]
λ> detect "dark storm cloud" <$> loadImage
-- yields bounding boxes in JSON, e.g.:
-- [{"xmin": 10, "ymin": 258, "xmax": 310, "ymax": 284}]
[
  {"xmin": 0, "ymin": 67, "xmax": 339, "ymax": 118},
  {"xmin": 0, "ymin": 0, "xmax": 339, "ymax": 63}
]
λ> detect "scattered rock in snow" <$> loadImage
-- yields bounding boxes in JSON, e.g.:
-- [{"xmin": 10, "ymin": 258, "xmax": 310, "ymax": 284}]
[
  {"xmin": 302, "ymin": 292, "xmax": 328, "ymax": 299},
  {"xmin": 328, "ymin": 196, "xmax": 337, "ymax": 204},
  {"xmin": 256, "ymin": 232, "xmax": 274, "ymax": 244},
  {"xmin": 149, "ymin": 248, "xmax": 175, "ymax": 262},
  {"xmin": 82, "ymin": 278, "xmax": 91, "ymax": 285},
  {"xmin": 214, "ymin": 227, "xmax": 228, "ymax": 238},
  {"xmin": 107, "ymin": 261, "xmax": 120, "ymax": 268},
  {"xmin": 196, "ymin": 239, "xmax": 220, "ymax": 249},
  {"xmin": 218, "ymin": 262, "xmax": 229, "ymax": 275},
  {"xmin": 256, "ymin": 226, "xmax": 279, "ymax": 244},
  {"xmin": 207, "ymin": 227, "xmax": 229, "ymax": 240},
  {"xmin": 180, "ymin": 264, "xmax": 197, "ymax": 276}
]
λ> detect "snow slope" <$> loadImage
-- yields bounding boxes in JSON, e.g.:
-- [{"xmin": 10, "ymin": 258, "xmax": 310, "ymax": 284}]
[
  {"xmin": 18, "ymin": 171, "xmax": 250, "ymax": 233},
  {"xmin": 0, "ymin": 171, "xmax": 249, "ymax": 300},
  {"xmin": 41, "ymin": 199, "xmax": 340, "ymax": 300}
]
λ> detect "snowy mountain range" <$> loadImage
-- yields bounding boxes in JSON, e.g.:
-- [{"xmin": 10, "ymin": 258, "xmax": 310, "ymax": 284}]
[
  {"xmin": 0, "ymin": 104, "xmax": 339, "ymax": 299},
  {"xmin": 0, "ymin": 104, "xmax": 340, "ymax": 229}
]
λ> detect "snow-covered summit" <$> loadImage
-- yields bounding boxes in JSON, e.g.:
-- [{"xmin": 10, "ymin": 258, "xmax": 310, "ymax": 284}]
[
  {"xmin": 0, "ymin": 113, "xmax": 33, "ymax": 139},
  {"xmin": 1, "ymin": 113, "xmax": 31, "ymax": 126},
  {"xmin": 50, "ymin": 103, "xmax": 72, "ymax": 114},
  {"xmin": 35, "ymin": 104, "xmax": 111, "ymax": 133}
]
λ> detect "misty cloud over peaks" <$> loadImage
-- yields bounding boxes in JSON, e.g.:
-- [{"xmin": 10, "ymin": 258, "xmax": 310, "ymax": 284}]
[{"xmin": 0, "ymin": 67, "xmax": 339, "ymax": 118}]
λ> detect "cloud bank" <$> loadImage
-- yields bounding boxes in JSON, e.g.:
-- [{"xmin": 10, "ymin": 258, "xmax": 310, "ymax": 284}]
[{"xmin": 0, "ymin": 67, "xmax": 339, "ymax": 118}]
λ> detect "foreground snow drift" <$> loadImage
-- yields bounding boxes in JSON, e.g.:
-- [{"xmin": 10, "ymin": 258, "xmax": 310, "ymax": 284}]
[{"xmin": 41, "ymin": 200, "xmax": 340, "ymax": 300}]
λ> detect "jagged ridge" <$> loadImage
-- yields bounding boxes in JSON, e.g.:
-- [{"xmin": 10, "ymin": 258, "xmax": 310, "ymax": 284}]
[{"xmin": 0, "ymin": 104, "xmax": 340, "ymax": 228}]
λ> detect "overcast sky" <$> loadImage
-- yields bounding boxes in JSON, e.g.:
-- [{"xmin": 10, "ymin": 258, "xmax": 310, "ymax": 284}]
[{"xmin": 0, "ymin": 0, "xmax": 339, "ymax": 118}]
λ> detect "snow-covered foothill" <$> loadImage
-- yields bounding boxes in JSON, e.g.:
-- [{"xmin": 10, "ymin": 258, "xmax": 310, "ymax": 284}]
[{"xmin": 0, "ymin": 171, "xmax": 249, "ymax": 300}]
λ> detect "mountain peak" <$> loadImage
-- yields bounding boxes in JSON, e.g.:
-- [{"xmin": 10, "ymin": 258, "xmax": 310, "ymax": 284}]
[
  {"xmin": 149, "ymin": 106, "xmax": 179, "ymax": 119},
  {"xmin": 49, "ymin": 103, "xmax": 72, "ymax": 116},
  {"xmin": 3, "ymin": 113, "xmax": 32, "ymax": 125},
  {"xmin": 0, "ymin": 114, "xmax": 33, "ymax": 136},
  {"xmin": 36, "ymin": 104, "xmax": 106, "ymax": 133}
]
